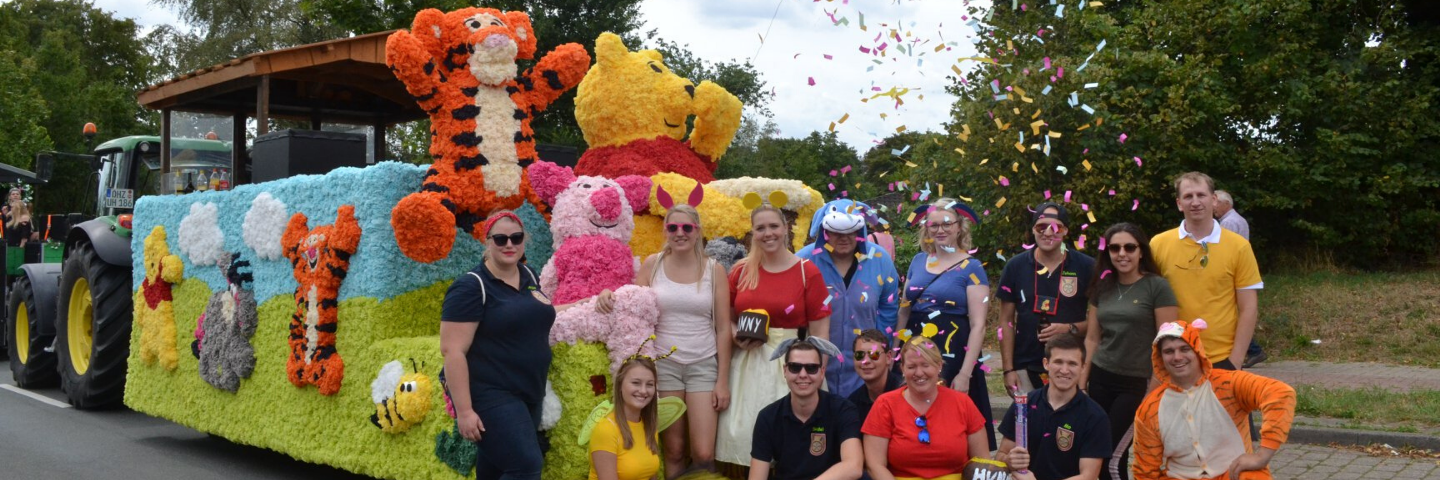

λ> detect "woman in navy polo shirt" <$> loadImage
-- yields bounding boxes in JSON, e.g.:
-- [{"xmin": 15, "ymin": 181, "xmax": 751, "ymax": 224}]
[{"xmin": 440, "ymin": 211, "xmax": 555, "ymax": 480}]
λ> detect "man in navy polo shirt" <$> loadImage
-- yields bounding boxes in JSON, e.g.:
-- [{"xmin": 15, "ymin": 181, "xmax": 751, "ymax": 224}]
[
  {"xmin": 750, "ymin": 338, "xmax": 863, "ymax": 480},
  {"xmin": 999, "ymin": 202, "xmax": 1095, "ymax": 394},
  {"xmin": 846, "ymin": 329, "xmax": 903, "ymax": 423},
  {"xmin": 997, "ymin": 334, "xmax": 1110, "ymax": 480}
]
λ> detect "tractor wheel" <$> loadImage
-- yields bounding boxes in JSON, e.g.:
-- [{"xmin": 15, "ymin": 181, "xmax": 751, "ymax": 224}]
[
  {"xmin": 55, "ymin": 242, "xmax": 132, "ymax": 409},
  {"xmin": 7, "ymin": 276, "xmax": 58, "ymax": 387}
]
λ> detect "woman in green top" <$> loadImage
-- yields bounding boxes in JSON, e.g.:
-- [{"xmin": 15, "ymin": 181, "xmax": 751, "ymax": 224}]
[{"xmin": 1079, "ymin": 223, "xmax": 1177, "ymax": 480}]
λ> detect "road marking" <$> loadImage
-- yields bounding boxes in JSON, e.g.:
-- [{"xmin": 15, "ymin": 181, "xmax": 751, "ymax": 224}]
[{"xmin": 0, "ymin": 384, "xmax": 72, "ymax": 408}]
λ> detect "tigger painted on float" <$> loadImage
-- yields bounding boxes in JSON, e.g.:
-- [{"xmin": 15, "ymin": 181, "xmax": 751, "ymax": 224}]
[
  {"xmin": 385, "ymin": 7, "xmax": 590, "ymax": 263},
  {"xmin": 281, "ymin": 205, "xmax": 361, "ymax": 396}
]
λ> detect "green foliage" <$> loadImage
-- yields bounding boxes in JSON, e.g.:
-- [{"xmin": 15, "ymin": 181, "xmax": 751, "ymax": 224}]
[
  {"xmin": 648, "ymin": 35, "xmax": 772, "ymax": 118},
  {"xmin": 152, "ymin": 0, "xmax": 343, "ymax": 75},
  {"xmin": 717, "ymin": 130, "xmax": 860, "ymax": 195},
  {"xmin": 921, "ymin": 0, "xmax": 1440, "ymax": 270},
  {"xmin": 0, "ymin": 0, "xmax": 155, "ymax": 214},
  {"xmin": 0, "ymin": 51, "xmax": 52, "ymax": 170}
]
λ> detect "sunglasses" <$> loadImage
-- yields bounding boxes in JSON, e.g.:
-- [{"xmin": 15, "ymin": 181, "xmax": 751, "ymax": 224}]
[
  {"xmin": 665, "ymin": 222, "xmax": 697, "ymax": 234},
  {"xmin": 488, "ymin": 232, "xmax": 525, "ymax": 247},
  {"xmin": 1033, "ymin": 223, "xmax": 1069, "ymax": 236},
  {"xmin": 915, "ymin": 415, "xmax": 932, "ymax": 445},
  {"xmin": 1176, "ymin": 241, "xmax": 1210, "ymax": 270},
  {"xmin": 853, "ymin": 350, "xmax": 884, "ymax": 362},
  {"xmin": 784, "ymin": 362, "xmax": 822, "ymax": 375},
  {"xmin": 1107, "ymin": 243, "xmax": 1140, "ymax": 254}
]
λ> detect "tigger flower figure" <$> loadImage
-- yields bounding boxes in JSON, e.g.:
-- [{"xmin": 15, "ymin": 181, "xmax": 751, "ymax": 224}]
[
  {"xmin": 386, "ymin": 7, "xmax": 590, "ymax": 263},
  {"xmin": 281, "ymin": 205, "xmax": 361, "ymax": 395},
  {"xmin": 370, "ymin": 360, "xmax": 433, "ymax": 434}
]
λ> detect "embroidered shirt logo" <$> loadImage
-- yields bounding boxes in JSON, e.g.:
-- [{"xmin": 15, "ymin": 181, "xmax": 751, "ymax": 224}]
[
  {"xmin": 1060, "ymin": 276, "xmax": 1078, "ymax": 297},
  {"xmin": 810, "ymin": 432, "xmax": 827, "ymax": 456},
  {"xmin": 1056, "ymin": 426, "xmax": 1075, "ymax": 451}
]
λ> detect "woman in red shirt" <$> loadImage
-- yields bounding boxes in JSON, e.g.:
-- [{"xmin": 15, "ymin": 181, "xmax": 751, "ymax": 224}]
[
  {"xmin": 714, "ymin": 203, "xmax": 832, "ymax": 468},
  {"xmin": 863, "ymin": 335, "xmax": 989, "ymax": 480}
]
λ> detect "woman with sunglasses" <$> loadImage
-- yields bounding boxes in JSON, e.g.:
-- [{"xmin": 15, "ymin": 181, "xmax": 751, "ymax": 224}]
[
  {"xmin": 634, "ymin": 204, "xmax": 733, "ymax": 478},
  {"xmin": 862, "ymin": 335, "xmax": 989, "ymax": 480},
  {"xmin": 896, "ymin": 197, "xmax": 996, "ymax": 451},
  {"xmin": 797, "ymin": 199, "xmax": 901, "ymax": 398},
  {"xmin": 1079, "ymin": 223, "xmax": 1177, "ymax": 480},
  {"xmin": 715, "ymin": 202, "xmax": 832, "ymax": 469},
  {"xmin": 440, "ymin": 211, "xmax": 554, "ymax": 480}
]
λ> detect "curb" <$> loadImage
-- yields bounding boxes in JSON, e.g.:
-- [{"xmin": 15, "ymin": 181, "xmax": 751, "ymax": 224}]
[{"xmin": 987, "ymin": 397, "xmax": 1440, "ymax": 451}]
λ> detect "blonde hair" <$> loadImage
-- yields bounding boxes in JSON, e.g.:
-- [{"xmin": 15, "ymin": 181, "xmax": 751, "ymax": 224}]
[
  {"xmin": 6, "ymin": 201, "xmax": 31, "ymax": 229},
  {"xmin": 1172, "ymin": 172, "xmax": 1215, "ymax": 197},
  {"xmin": 611, "ymin": 357, "xmax": 660, "ymax": 453},
  {"xmin": 918, "ymin": 197, "xmax": 973, "ymax": 256},
  {"xmin": 900, "ymin": 335, "xmax": 943, "ymax": 370},
  {"xmin": 660, "ymin": 205, "xmax": 708, "ymax": 291},
  {"xmin": 736, "ymin": 205, "xmax": 788, "ymax": 292}
]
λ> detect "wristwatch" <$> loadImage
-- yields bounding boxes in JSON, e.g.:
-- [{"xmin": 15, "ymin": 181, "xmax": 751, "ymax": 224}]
[{"xmin": 1069, "ymin": 324, "xmax": 1079, "ymax": 335}]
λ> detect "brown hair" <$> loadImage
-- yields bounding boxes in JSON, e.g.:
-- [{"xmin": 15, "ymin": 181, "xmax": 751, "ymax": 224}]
[
  {"xmin": 918, "ymin": 197, "xmax": 974, "ymax": 256},
  {"xmin": 736, "ymin": 205, "xmax": 789, "ymax": 292},
  {"xmin": 1043, "ymin": 330, "xmax": 1086, "ymax": 360},
  {"xmin": 899, "ymin": 335, "xmax": 943, "ymax": 370},
  {"xmin": 611, "ymin": 357, "xmax": 660, "ymax": 453},
  {"xmin": 1171, "ymin": 172, "xmax": 1215, "ymax": 197},
  {"xmin": 853, "ymin": 328, "xmax": 891, "ymax": 351},
  {"xmin": 1087, "ymin": 223, "xmax": 1163, "ymax": 298}
]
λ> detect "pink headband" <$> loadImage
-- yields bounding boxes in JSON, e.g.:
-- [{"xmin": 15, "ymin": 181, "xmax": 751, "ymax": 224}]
[{"xmin": 480, "ymin": 212, "xmax": 523, "ymax": 238}]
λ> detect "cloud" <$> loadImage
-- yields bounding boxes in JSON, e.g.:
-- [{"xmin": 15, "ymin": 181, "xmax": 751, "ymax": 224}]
[
  {"xmin": 91, "ymin": 0, "xmax": 184, "ymax": 33},
  {"xmin": 641, "ymin": 0, "xmax": 988, "ymax": 154}
]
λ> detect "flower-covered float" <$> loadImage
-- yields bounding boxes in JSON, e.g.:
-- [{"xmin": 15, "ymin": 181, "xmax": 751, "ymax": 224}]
[{"xmin": 571, "ymin": 32, "xmax": 822, "ymax": 256}]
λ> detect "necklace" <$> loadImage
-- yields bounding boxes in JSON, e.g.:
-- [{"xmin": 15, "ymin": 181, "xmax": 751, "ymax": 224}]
[{"xmin": 1117, "ymin": 281, "xmax": 1137, "ymax": 301}]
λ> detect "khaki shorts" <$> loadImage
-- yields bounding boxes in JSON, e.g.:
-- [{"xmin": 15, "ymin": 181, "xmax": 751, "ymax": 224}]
[{"xmin": 656, "ymin": 355, "xmax": 718, "ymax": 393}]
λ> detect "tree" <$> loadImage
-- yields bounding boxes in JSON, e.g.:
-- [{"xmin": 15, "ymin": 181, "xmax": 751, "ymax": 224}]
[
  {"xmin": 0, "ymin": 51, "xmax": 53, "ymax": 171},
  {"xmin": 717, "ymin": 130, "xmax": 860, "ymax": 198},
  {"xmin": 0, "ymin": 0, "xmax": 156, "ymax": 214}
]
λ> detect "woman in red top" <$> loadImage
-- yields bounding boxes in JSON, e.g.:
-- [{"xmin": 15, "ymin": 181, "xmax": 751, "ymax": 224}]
[
  {"xmin": 863, "ymin": 335, "xmax": 989, "ymax": 480},
  {"xmin": 714, "ymin": 203, "xmax": 832, "ymax": 467}
]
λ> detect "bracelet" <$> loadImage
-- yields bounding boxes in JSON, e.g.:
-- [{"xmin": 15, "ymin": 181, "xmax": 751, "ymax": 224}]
[{"xmin": 1003, "ymin": 368, "xmax": 1017, "ymax": 374}]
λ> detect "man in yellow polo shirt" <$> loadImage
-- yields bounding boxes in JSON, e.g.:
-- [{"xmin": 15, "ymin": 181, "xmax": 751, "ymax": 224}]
[{"xmin": 1150, "ymin": 172, "xmax": 1263, "ymax": 370}]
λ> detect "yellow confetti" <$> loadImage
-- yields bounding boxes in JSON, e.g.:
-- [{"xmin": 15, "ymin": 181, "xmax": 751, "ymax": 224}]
[
  {"xmin": 839, "ymin": 113, "xmax": 850, "ymax": 124},
  {"xmin": 828, "ymin": 122, "xmax": 836, "ymax": 132},
  {"xmin": 904, "ymin": 161, "xmax": 918, "ymax": 167},
  {"xmin": 979, "ymin": 158, "xmax": 989, "ymax": 165},
  {"xmin": 1030, "ymin": 120, "xmax": 1046, "ymax": 135},
  {"xmin": 934, "ymin": 43, "xmax": 947, "ymax": 52},
  {"xmin": 1096, "ymin": 117, "xmax": 1104, "ymax": 126},
  {"xmin": 906, "ymin": 212, "xmax": 916, "ymax": 223},
  {"xmin": 1048, "ymin": 131, "xmax": 1063, "ymax": 138},
  {"xmin": 938, "ymin": 184, "xmax": 944, "ymax": 196},
  {"xmin": 1077, "ymin": 124, "xmax": 1092, "ymax": 131},
  {"xmin": 951, "ymin": 64, "xmax": 964, "ymax": 76},
  {"xmin": 1089, "ymin": 1, "xmax": 1103, "ymax": 6},
  {"xmin": 1083, "ymin": 159, "xmax": 1093, "ymax": 171},
  {"xmin": 1088, "ymin": 211, "xmax": 1097, "ymax": 223},
  {"xmin": 896, "ymin": 125, "xmax": 907, "ymax": 133},
  {"xmin": 824, "ymin": 243, "xmax": 834, "ymax": 252},
  {"xmin": 994, "ymin": 118, "xmax": 1005, "ymax": 129},
  {"xmin": 1037, "ymin": 265, "xmax": 1049, "ymax": 275},
  {"xmin": 954, "ymin": 148, "xmax": 965, "ymax": 155},
  {"xmin": 1012, "ymin": 162, "xmax": 1019, "ymax": 172},
  {"xmin": 958, "ymin": 195, "xmax": 973, "ymax": 202},
  {"xmin": 960, "ymin": 125, "xmax": 972, "ymax": 141},
  {"xmin": 996, "ymin": 197, "xmax": 1007, "ymax": 208},
  {"xmin": 969, "ymin": 273, "xmax": 981, "ymax": 285},
  {"xmin": 854, "ymin": 329, "xmax": 863, "ymax": 335},
  {"xmin": 1031, "ymin": 109, "xmax": 1043, "ymax": 119},
  {"xmin": 879, "ymin": 171, "xmax": 889, "ymax": 178},
  {"xmin": 1013, "ymin": 107, "xmax": 1021, "ymax": 115},
  {"xmin": 1007, "ymin": 40, "xmax": 1014, "ymax": 51},
  {"xmin": 1014, "ymin": 142, "xmax": 1026, "ymax": 153},
  {"xmin": 1021, "ymin": 96, "xmax": 1034, "ymax": 103},
  {"xmin": 1031, "ymin": 162, "xmax": 1039, "ymax": 173},
  {"xmin": 1013, "ymin": 86, "xmax": 1027, "ymax": 96}
]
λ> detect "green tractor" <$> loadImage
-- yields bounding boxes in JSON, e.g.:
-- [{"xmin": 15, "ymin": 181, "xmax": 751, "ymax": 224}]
[{"xmin": 4, "ymin": 134, "xmax": 232, "ymax": 409}]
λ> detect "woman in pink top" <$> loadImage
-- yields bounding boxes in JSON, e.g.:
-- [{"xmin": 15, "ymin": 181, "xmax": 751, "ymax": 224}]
[{"xmin": 635, "ymin": 204, "xmax": 733, "ymax": 478}]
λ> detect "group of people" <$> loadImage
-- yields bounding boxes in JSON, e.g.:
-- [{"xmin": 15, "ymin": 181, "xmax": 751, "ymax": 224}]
[
  {"xmin": 2, "ymin": 187, "xmax": 36, "ymax": 248},
  {"xmin": 436, "ymin": 171, "xmax": 1296, "ymax": 480}
]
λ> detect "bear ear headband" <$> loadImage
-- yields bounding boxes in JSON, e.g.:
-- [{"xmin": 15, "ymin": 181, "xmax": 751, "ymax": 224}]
[
  {"xmin": 742, "ymin": 190, "xmax": 789, "ymax": 210},
  {"xmin": 656, "ymin": 183, "xmax": 704, "ymax": 210},
  {"xmin": 908, "ymin": 200, "xmax": 981, "ymax": 228}
]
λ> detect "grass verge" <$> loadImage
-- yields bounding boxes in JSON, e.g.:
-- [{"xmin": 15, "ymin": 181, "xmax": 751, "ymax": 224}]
[
  {"xmin": 1295, "ymin": 385, "xmax": 1440, "ymax": 429},
  {"xmin": 1260, "ymin": 271, "xmax": 1440, "ymax": 367}
]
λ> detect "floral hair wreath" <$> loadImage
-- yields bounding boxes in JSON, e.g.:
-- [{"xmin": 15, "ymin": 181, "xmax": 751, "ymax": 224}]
[
  {"xmin": 628, "ymin": 335, "xmax": 678, "ymax": 363},
  {"xmin": 742, "ymin": 190, "xmax": 790, "ymax": 210},
  {"xmin": 768, "ymin": 336, "xmax": 843, "ymax": 362}
]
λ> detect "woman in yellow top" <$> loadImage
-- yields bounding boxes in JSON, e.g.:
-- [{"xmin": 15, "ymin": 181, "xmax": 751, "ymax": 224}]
[{"xmin": 590, "ymin": 357, "xmax": 664, "ymax": 480}]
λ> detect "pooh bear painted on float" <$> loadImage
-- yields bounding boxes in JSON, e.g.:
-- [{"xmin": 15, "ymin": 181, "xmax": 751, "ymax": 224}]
[
  {"xmin": 573, "ymin": 32, "xmax": 742, "ymax": 184},
  {"xmin": 527, "ymin": 160, "xmax": 662, "ymax": 480},
  {"xmin": 137, "ymin": 227, "xmax": 184, "ymax": 371},
  {"xmin": 386, "ymin": 7, "xmax": 590, "ymax": 263}
]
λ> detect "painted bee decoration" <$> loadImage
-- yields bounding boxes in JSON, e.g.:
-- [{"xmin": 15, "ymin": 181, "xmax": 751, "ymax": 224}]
[{"xmin": 370, "ymin": 359, "xmax": 433, "ymax": 434}]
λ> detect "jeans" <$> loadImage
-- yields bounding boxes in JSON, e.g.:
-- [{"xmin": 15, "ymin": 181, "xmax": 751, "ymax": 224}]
[{"xmin": 474, "ymin": 396, "xmax": 545, "ymax": 480}]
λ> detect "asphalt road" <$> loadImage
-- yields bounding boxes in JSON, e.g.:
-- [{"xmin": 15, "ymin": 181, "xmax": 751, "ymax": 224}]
[{"xmin": 0, "ymin": 359, "xmax": 373, "ymax": 480}]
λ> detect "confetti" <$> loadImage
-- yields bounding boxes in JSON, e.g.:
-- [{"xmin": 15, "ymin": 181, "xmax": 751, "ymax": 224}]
[
  {"xmin": 1118, "ymin": 133, "xmax": 1128, "ymax": 143},
  {"xmin": 1100, "ymin": 269, "xmax": 1111, "ymax": 279},
  {"xmin": 1132, "ymin": 199, "xmax": 1140, "ymax": 211},
  {"xmin": 785, "ymin": 304, "xmax": 795, "ymax": 315},
  {"xmin": 1134, "ymin": 156, "xmax": 1144, "ymax": 167}
]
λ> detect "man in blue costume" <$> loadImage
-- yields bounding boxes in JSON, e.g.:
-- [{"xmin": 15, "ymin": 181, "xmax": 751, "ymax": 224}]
[{"xmin": 797, "ymin": 199, "xmax": 900, "ymax": 395}]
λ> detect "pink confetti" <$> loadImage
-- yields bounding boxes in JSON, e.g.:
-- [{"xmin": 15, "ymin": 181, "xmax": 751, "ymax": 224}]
[
  {"xmin": 824, "ymin": 54, "xmax": 834, "ymax": 60},
  {"xmin": 1108, "ymin": 189, "xmax": 1117, "ymax": 196},
  {"xmin": 1081, "ymin": 203, "xmax": 1090, "ymax": 211},
  {"xmin": 1118, "ymin": 133, "xmax": 1128, "ymax": 144},
  {"xmin": 1023, "ymin": 243, "xmax": 1035, "ymax": 250},
  {"xmin": 808, "ymin": 77, "xmax": 816, "ymax": 86},
  {"xmin": 1043, "ymin": 57, "xmax": 1052, "ymax": 70},
  {"xmin": 827, "ymin": 183, "xmax": 835, "ymax": 191},
  {"xmin": 1044, "ymin": 190, "xmax": 1053, "ymax": 200},
  {"xmin": 1098, "ymin": 237, "xmax": 1107, "ymax": 251},
  {"xmin": 1021, "ymin": 3, "xmax": 1027, "ymax": 11},
  {"xmin": 859, "ymin": 46, "xmax": 871, "ymax": 54},
  {"xmin": 979, "ymin": 364, "xmax": 992, "ymax": 373},
  {"xmin": 1057, "ymin": 67, "xmax": 1065, "ymax": 78},
  {"xmin": 1100, "ymin": 269, "xmax": 1112, "ymax": 279},
  {"xmin": 841, "ymin": 165, "xmax": 852, "ymax": 174},
  {"xmin": 1000, "ymin": 177, "xmax": 1011, "ymax": 187},
  {"xmin": 1064, "ymin": 190, "xmax": 1072, "ymax": 202},
  {"xmin": 997, "ymin": 327, "xmax": 1004, "ymax": 340},
  {"xmin": 812, "ymin": 248, "xmax": 824, "ymax": 255},
  {"xmin": 1001, "ymin": 285, "xmax": 1013, "ymax": 292},
  {"xmin": 829, "ymin": 169, "xmax": 838, "ymax": 177},
  {"xmin": 785, "ymin": 304, "xmax": 795, "ymax": 315},
  {"xmin": 1134, "ymin": 156, "xmax": 1144, "ymax": 167},
  {"xmin": 1132, "ymin": 199, "xmax": 1140, "ymax": 211}
]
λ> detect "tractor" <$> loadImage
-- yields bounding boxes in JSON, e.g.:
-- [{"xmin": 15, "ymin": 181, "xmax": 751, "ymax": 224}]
[{"xmin": 4, "ymin": 129, "xmax": 232, "ymax": 408}]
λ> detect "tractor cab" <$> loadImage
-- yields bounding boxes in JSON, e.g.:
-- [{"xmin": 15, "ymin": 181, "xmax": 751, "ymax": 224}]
[{"xmin": 91, "ymin": 135, "xmax": 234, "ymax": 217}]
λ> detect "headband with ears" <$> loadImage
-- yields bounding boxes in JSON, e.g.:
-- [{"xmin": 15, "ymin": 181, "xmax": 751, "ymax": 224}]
[
  {"xmin": 768, "ymin": 336, "xmax": 843, "ymax": 362},
  {"xmin": 909, "ymin": 200, "xmax": 981, "ymax": 227},
  {"xmin": 656, "ymin": 183, "xmax": 704, "ymax": 211},
  {"xmin": 742, "ymin": 191, "xmax": 790, "ymax": 210}
]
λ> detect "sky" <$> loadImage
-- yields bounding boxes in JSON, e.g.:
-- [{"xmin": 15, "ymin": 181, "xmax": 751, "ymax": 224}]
[{"xmin": 88, "ymin": 0, "xmax": 991, "ymax": 153}]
